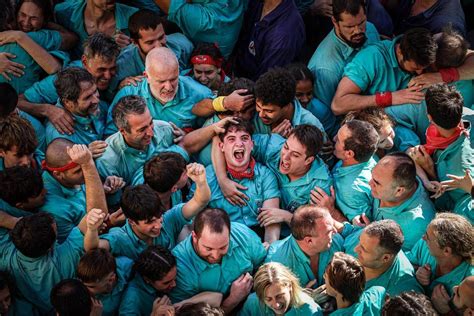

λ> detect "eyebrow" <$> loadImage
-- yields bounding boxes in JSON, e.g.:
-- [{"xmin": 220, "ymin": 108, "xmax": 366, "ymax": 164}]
[{"xmin": 202, "ymin": 243, "xmax": 228, "ymax": 249}]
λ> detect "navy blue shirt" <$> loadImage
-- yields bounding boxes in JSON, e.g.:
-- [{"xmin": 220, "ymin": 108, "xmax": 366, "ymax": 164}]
[
  {"xmin": 234, "ymin": 0, "xmax": 305, "ymax": 80},
  {"xmin": 366, "ymin": 0, "xmax": 394, "ymax": 37}
]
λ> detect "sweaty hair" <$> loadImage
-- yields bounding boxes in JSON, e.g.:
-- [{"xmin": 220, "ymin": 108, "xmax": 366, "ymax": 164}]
[
  {"xmin": 255, "ymin": 68, "xmax": 296, "ymax": 107},
  {"xmin": 77, "ymin": 249, "xmax": 117, "ymax": 283},
  {"xmin": 285, "ymin": 63, "xmax": 314, "ymax": 83},
  {"xmin": 11, "ymin": 212, "xmax": 56, "ymax": 258},
  {"xmin": 288, "ymin": 125, "xmax": 324, "ymax": 158},
  {"xmin": 55, "ymin": 67, "xmax": 95, "ymax": 104},
  {"xmin": 121, "ymin": 185, "xmax": 164, "ymax": 223},
  {"xmin": 0, "ymin": 82, "xmax": 18, "ymax": 118},
  {"xmin": 128, "ymin": 9, "xmax": 163, "ymax": 41},
  {"xmin": 343, "ymin": 120, "xmax": 379, "ymax": 162},
  {"xmin": 0, "ymin": 166, "xmax": 43, "ymax": 207},
  {"xmin": 364, "ymin": 219, "xmax": 404, "ymax": 255},
  {"xmin": 144, "ymin": 152, "xmax": 187, "ymax": 193},
  {"xmin": 17, "ymin": 0, "xmax": 53, "ymax": 25},
  {"xmin": 190, "ymin": 42, "xmax": 224, "ymax": 64},
  {"xmin": 384, "ymin": 152, "xmax": 417, "ymax": 190},
  {"xmin": 343, "ymin": 108, "xmax": 394, "ymax": 135},
  {"xmin": 193, "ymin": 208, "xmax": 231, "ymax": 238},
  {"xmin": 425, "ymin": 84, "xmax": 463, "ymax": 129},
  {"xmin": 133, "ymin": 245, "xmax": 176, "ymax": 282},
  {"xmin": 51, "ymin": 279, "xmax": 92, "ymax": 316},
  {"xmin": 176, "ymin": 303, "xmax": 224, "ymax": 316},
  {"xmin": 325, "ymin": 252, "xmax": 365, "ymax": 304},
  {"xmin": 218, "ymin": 77, "xmax": 255, "ymax": 97},
  {"xmin": 435, "ymin": 26, "xmax": 469, "ymax": 69},
  {"xmin": 112, "ymin": 95, "xmax": 148, "ymax": 132},
  {"xmin": 399, "ymin": 28, "xmax": 437, "ymax": 67},
  {"xmin": 291, "ymin": 205, "xmax": 330, "ymax": 240},
  {"xmin": 382, "ymin": 291, "xmax": 438, "ymax": 316},
  {"xmin": 0, "ymin": 115, "xmax": 37, "ymax": 155},
  {"xmin": 332, "ymin": 0, "xmax": 366, "ymax": 21},
  {"xmin": 83, "ymin": 32, "xmax": 120, "ymax": 62},
  {"xmin": 217, "ymin": 117, "xmax": 254, "ymax": 142}
]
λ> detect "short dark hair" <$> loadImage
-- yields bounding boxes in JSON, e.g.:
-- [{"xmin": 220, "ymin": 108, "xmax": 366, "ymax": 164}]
[
  {"xmin": 217, "ymin": 77, "xmax": 255, "ymax": 97},
  {"xmin": 291, "ymin": 205, "xmax": 330, "ymax": 240},
  {"xmin": 285, "ymin": 63, "xmax": 314, "ymax": 83},
  {"xmin": 384, "ymin": 152, "xmax": 417, "ymax": 190},
  {"xmin": 112, "ymin": 95, "xmax": 148, "ymax": 132},
  {"xmin": 425, "ymin": 84, "xmax": 463, "ymax": 129},
  {"xmin": 83, "ymin": 32, "xmax": 120, "ymax": 61},
  {"xmin": 382, "ymin": 291, "xmax": 437, "ymax": 316},
  {"xmin": 344, "ymin": 120, "xmax": 378, "ymax": 162},
  {"xmin": 190, "ymin": 42, "xmax": 224, "ymax": 64},
  {"xmin": 133, "ymin": 245, "xmax": 176, "ymax": 282},
  {"xmin": 0, "ymin": 83, "xmax": 18, "ymax": 118},
  {"xmin": 121, "ymin": 185, "xmax": 164, "ymax": 222},
  {"xmin": 144, "ymin": 152, "xmax": 187, "ymax": 193},
  {"xmin": 51, "ymin": 279, "xmax": 92, "ymax": 316},
  {"xmin": 333, "ymin": 0, "xmax": 366, "ymax": 21},
  {"xmin": 0, "ymin": 166, "xmax": 43, "ymax": 207},
  {"xmin": 77, "ymin": 249, "xmax": 117, "ymax": 283},
  {"xmin": 217, "ymin": 117, "xmax": 253, "ymax": 142},
  {"xmin": 255, "ymin": 68, "xmax": 296, "ymax": 107},
  {"xmin": 0, "ymin": 0, "xmax": 15, "ymax": 32},
  {"xmin": 17, "ymin": 0, "xmax": 53, "ymax": 24},
  {"xmin": 128, "ymin": 9, "xmax": 163, "ymax": 41},
  {"xmin": 435, "ymin": 27, "xmax": 469, "ymax": 69},
  {"xmin": 364, "ymin": 219, "xmax": 404, "ymax": 255},
  {"xmin": 0, "ymin": 115, "xmax": 37, "ymax": 155},
  {"xmin": 11, "ymin": 212, "xmax": 56, "ymax": 258},
  {"xmin": 399, "ymin": 28, "xmax": 437, "ymax": 67},
  {"xmin": 193, "ymin": 208, "xmax": 231, "ymax": 238},
  {"xmin": 176, "ymin": 303, "xmax": 225, "ymax": 316},
  {"xmin": 288, "ymin": 125, "xmax": 324, "ymax": 158},
  {"xmin": 55, "ymin": 67, "xmax": 95, "ymax": 104}
]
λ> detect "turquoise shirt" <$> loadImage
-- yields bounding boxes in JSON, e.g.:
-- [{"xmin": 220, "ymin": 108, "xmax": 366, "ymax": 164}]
[
  {"xmin": 453, "ymin": 195, "xmax": 474, "ymax": 224},
  {"xmin": 239, "ymin": 292, "xmax": 322, "ymax": 316},
  {"xmin": 98, "ymin": 256, "xmax": 133, "ymax": 316},
  {"xmin": 407, "ymin": 239, "xmax": 474, "ymax": 296},
  {"xmin": 54, "ymin": 1, "xmax": 138, "ymax": 58},
  {"xmin": 0, "ymin": 227, "xmax": 84, "ymax": 314},
  {"xmin": 39, "ymin": 171, "xmax": 86, "ymax": 243},
  {"xmin": 0, "ymin": 199, "xmax": 32, "ymax": 218},
  {"xmin": 170, "ymin": 222, "xmax": 266, "ymax": 303},
  {"xmin": 265, "ymin": 234, "xmax": 344, "ymax": 288},
  {"xmin": 106, "ymin": 76, "xmax": 213, "ymax": 135},
  {"xmin": 0, "ymin": 30, "xmax": 63, "ymax": 93},
  {"xmin": 194, "ymin": 114, "xmax": 220, "ymax": 166},
  {"xmin": 372, "ymin": 179, "xmax": 436, "ymax": 252},
  {"xmin": 330, "ymin": 286, "xmax": 386, "ymax": 316},
  {"xmin": 454, "ymin": 80, "xmax": 473, "ymax": 110},
  {"xmin": 339, "ymin": 222, "xmax": 363, "ymax": 257},
  {"xmin": 332, "ymin": 157, "xmax": 376, "ymax": 221},
  {"xmin": 45, "ymin": 101, "xmax": 107, "ymax": 145},
  {"xmin": 308, "ymin": 22, "xmax": 380, "ymax": 107},
  {"xmin": 96, "ymin": 120, "xmax": 189, "ymax": 186},
  {"xmin": 192, "ymin": 163, "xmax": 280, "ymax": 227},
  {"xmin": 393, "ymin": 124, "xmax": 422, "ymax": 152},
  {"xmin": 103, "ymin": 203, "xmax": 189, "ymax": 259},
  {"xmin": 118, "ymin": 274, "xmax": 159, "ymax": 316},
  {"xmin": 168, "ymin": 0, "xmax": 245, "ymax": 58},
  {"xmin": 306, "ymin": 98, "xmax": 339, "ymax": 138},
  {"xmin": 18, "ymin": 110, "xmax": 46, "ymax": 154}
]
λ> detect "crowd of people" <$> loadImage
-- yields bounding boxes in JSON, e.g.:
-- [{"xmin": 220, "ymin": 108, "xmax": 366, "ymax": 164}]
[{"xmin": 0, "ymin": 0, "xmax": 473, "ymax": 314}]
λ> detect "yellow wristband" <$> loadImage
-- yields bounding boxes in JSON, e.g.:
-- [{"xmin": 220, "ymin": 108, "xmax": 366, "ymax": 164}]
[{"xmin": 212, "ymin": 96, "xmax": 226, "ymax": 112}]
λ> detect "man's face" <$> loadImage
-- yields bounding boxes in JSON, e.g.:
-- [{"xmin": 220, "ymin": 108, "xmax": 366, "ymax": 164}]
[
  {"xmin": 83, "ymin": 271, "xmax": 117, "ymax": 296},
  {"xmin": 120, "ymin": 109, "xmax": 154, "ymax": 150},
  {"xmin": 57, "ymin": 164, "xmax": 85, "ymax": 186},
  {"xmin": 91, "ymin": 0, "xmax": 115, "ymax": 11},
  {"xmin": 306, "ymin": 216, "xmax": 336, "ymax": 255},
  {"xmin": 220, "ymin": 128, "xmax": 253, "ymax": 170},
  {"xmin": 82, "ymin": 56, "xmax": 117, "ymax": 91},
  {"xmin": 174, "ymin": 170, "xmax": 189, "ymax": 191},
  {"xmin": 333, "ymin": 124, "xmax": 351, "ymax": 161},
  {"xmin": 452, "ymin": 280, "xmax": 474, "ymax": 311},
  {"xmin": 132, "ymin": 216, "xmax": 163, "ymax": 239},
  {"xmin": 146, "ymin": 64, "xmax": 179, "ymax": 105},
  {"xmin": 151, "ymin": 266, "xmax": 177, "ymax": 293},
  {"xmin": 256, "ymin": 100, "xmax": 286, "ymax": 127},
  {"xmin": 422, "ymin": 226, "xmax": 444, "ymax": 258},
  {"xmin": 295, "ymin": 79, "xmax": 313, "ymax": 108},
  {"xmin": 400, "ymin": 58, "xmax": 426, "ymax": 75},
  {"xmin": 333, "ymin": 7, "xmax": 367, "ymax": 49},
  {"xmin": 232, "ymin": 103, "xmax": 256, "ymax": 121},
  {"xmin": 378, "ymin": 123, "xmax": 395, "ymax": 150},
  {"xmin": 369, "ymin": 162, "xmax": 398, "ymax": 202},
  {"xmin": 192, "ymin": 226, "xmax": 230, "ymax": 264},
  {"xmin": 279, "ymin": 135, "xmax": 314, "ymax": 177},
  {"xmin": 193, "ymin": 64, "xmax": 220, "ymax": 90},
  {"xmin": 354, "ymin": 231, "xmax": 386, "ymax": 269},
  {"xmin": 0, "ymin": 146, "xmax": 33, "ymax": 168},
  {"xmin": 136, "ymin": 25, "xmax": 167, "ymax": 57},
  {"xmin": 65, "ymin": 81, "xmax": 100, "ymax": 117},
  {"xmin": 17, "ymin": 1, "xmax": 45, "ymax": 32},
  {"xmin": 264, "ymin": 283, "xmax": 292, "ymax": 315},
  {"xmin": 0, "ymin": 286, "xmax": 11, "ymax": 315}
]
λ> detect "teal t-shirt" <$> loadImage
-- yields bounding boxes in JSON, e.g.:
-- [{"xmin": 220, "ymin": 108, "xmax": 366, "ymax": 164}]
[
  {"xmin": 118, "ymin": 273, "xmax": 158, "ymax": 316},
  {"xmin": 330, "ymin": 286, "xmax": 386, "ymax": 316},
  {"xmin": 305, "ymin": 97, "xmax": 339, "ymax": 138},
  {"xmin": 18, "ymin": 110, "xmax": 46, "ymax": 154},
  {"xmin": 239, "ymin": 292, "xmax": 322, "ymax": 316}
]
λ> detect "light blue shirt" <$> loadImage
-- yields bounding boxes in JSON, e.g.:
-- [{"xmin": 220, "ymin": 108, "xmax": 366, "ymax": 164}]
[
  {"xmin": 330, "ymin": 286, "xmax": 386, "ymax": 316},
  {"xmin": 305, "ymin": 98, "xmax": 339, "ymax": 138},
  {"xmin": 239, "ymin": 292, "xmax": 322, "ymax": 316},
  {"xmin": 118, "ymin": 274, "xmax": 159, "ymax": 316},
  {"xmin": 18, "ymin": 110, "xmax": 46, "ymax": 154}
]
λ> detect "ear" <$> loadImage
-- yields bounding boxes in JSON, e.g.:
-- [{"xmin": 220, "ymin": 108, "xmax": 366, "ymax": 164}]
[
  {"xmin": 62, "ymin": 99, "xmax": 75, "ymax": 112},
  {"xmin": 304, "ymin": 155, "xmax": 315, "ymax": 166},
  {"xmin": 81, "ymin": 55, "xmax": 88, "ymax": 68},
  {"xmin": 443, "ymin": 246, "xmax": 452, "ymax": 256},
  {"xmin": 52, "ymin": 170, "xmax": 63, "ymax": 180},
  {"xmin": 217, "ymin": 67, "xmax": 222, "ymax": 74},
  {"xmin": 395, "ymin": 186, "xmax": 406, "ymax": 198},
  {"xmin": 219, "ymin": 141, "xmax": 224, "ymax": 152},
  {"xmin": 0, "ymin": 149, "xmax": 5, "ymax": 158},
  {"xmin": 118, "ymin": 127, "xmax": 127, "ymax": 138},
  {"xmin": 382, "ymin": 253, "xmax": 394, "ymax": 263},
  {"xmin": 191, "ymin": 231, "xmax": 198, "ymax": 244},
  {"xmin": 331, "ymin": 16, "xmax": 337, "ymax": 28},
  {"xmin": 170, "ymin": 184, "xmax": 178, "ymax": 193},
  {"xmin": 427, "ymin": 114, "xmax": 433, "ymax": 123},
  {"xmin": 15, "ymin": 202, "xmax": 24, "ymax": 209},
  {"xmin": 345, "ymin": 149, "xmax": 356, "ymax": 160}
]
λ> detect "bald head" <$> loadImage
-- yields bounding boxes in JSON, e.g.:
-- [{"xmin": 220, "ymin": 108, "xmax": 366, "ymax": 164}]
[
  {"xmin": 145, "ymin": 47, "xmax": 178, "ymax": 73},
  {"xmin": 45, "ymin": 138, "xmax": 74, "ymax": 167},
  {"xmin": 378, "ymin": 152, "xmax": 417, "ymax": 189}
]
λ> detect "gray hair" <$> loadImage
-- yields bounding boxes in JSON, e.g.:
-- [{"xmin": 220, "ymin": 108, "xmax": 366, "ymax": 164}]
[{"xmin": 112, "ymin": 95, "xmax": 148, "ymax": 132}]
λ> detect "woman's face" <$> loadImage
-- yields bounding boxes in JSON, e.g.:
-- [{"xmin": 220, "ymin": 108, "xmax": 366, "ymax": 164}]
[
  {"xmin": 295, "ymin": 79, "xmax": 313, "ymax": 108},
  {"xmin": 17, "ymin": 1, "xmax": 45, "ymax": 32},
  {"xmin": 263, "ymin": 283, "xmax": 292, "ymax": 315}
]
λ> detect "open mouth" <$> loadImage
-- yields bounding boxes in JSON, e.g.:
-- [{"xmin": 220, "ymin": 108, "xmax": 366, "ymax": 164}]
[
  {"xmin": 233, "ymin": 149, "xmax": 245, "ymax": 161},
  {"xmin": 280, "ymin": 160, "xmax": 290, "ymax": 171}
]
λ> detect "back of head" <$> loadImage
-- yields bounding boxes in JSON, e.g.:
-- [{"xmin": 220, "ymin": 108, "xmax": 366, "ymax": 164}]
[
  {"xmin": 426, "ymin": 84, "xmax": 463, "ymax": 129},
  {"xmin": 112, "ymin": 95, "xmax": 147, "ymax": 132},
  {"xmin": 285, "ymin": 63, "xmax": 314, "ymax": 83},
  {"xmin": 288, "ymin": 125, "xmax": 323, "ymax": 158},
  {"xmin": 291, "ymin": 205, "xmax": 329, "ymax": 240},
  {"xmin": 332, "ymin": 0, "xmax": 366, "ymax": 21},
  {"xmin": 176, "ymin": 303, "xmax": 224, "ymax": 316},
  {"xmin": 128, "ymin": 9, "xmax": 163, "ymax": 41},
  {"xmin": 145, "ymin": 47, "xmax": 178, "ymax": 73},
  {"xmin": 382, "ymin": 152, "xmax": 417, "ymax": 191},
  {"xmin": 344, "ymin": 120, "xmax": 379, "ymax": 162},
  {"xmin": 255, "ymin": 67, "xmax": 296, "ymax": 107},
  {"xmin": 133, "ymin": 245, "xmax": 176, "ymax": 281},
  {"xmin": 77, "ymin": 249, "xmax": 116, "ymax": 283},
  {"xmin": 364, "ymin": 219, "xmax": 404, "ymax": 255},
  {"xmin": 0, "ymin": 115, "xmax": 37, "ymax": 155},
  {"xmin": 121, "ymin": 185, "xmax": 164, "ymax": 222},
  {"xmin": 54, "ymin": 67, "xmax": 95, "ymax": 104},
  {"xmin": 0, "ymin": 166, "xmax": 43, "ymax": 207},
  {"xmin": 400, "ymin": 28, "xmax": 437, "ymax": 67},
  {"xmin": 83, "ymin": 32, "xmax": 120, "ymax": 62},
  {"xmin": 218, "ymin": 77, "xmax": 255, "ymax": 97},
  {"xmin": 382, "ymin": 291, "xmax": 438, "ymax": 316},
  {"xmin": 44, "ymin": 138, "xmax": 74, "ymax": 168},
  {"xmin": 11, "ymin": 212, "xmax": 56, "ymax": 258},
  {"xmin": 217, "ymin": 117, "xmax": 254, "ymax": 142},
  {"xmin": 0, "ymin": 83, "xmax": 18, "ymax": 118},
  {"xmin": 193, "ymin": 208, "xmax": 231, "ymax": 238},
  {"xmin": 144, "ymin": 152, "xmax": 187, "ymax": 193},
  {"xmin": 51, "ymin": 279, "xmax": 92, "ymax": 316},
  {"xmin": 435, "ymin": 26, "xmax": 469, "ymax": 69},
  {"xmin": 0, "ymin": 0, "xmax": 15, "ymax": 31},
  {"xmin": 343, "ymin": 108, "xmax": 393, "ymax": 135}
]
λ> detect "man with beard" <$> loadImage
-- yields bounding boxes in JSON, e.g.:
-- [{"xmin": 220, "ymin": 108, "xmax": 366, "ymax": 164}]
[{"xmin": 308, "ymin": 0, "xmax": 380, "ymax": 108}]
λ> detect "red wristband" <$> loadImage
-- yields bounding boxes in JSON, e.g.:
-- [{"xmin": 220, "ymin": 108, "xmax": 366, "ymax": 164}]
[
  {"xmin": 439, "ymin": 68, "xmax": 460, "ymax": 83},
  {"xmin": 375, "ymin": 91, "xmax": 392, "ymax": 108}
]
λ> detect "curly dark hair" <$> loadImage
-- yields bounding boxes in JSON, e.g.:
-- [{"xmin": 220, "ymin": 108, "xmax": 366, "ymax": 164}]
[
  {"xmin": 133, "ymin": 245, "xmax": 176, "ymax": 282},
  {"xmin": 255, "ymin": 68, "xmax": 296, "ymax": 107},
  {"xmin": 382, "ymin": 291, "xmax": 438, "ymax": 315}
]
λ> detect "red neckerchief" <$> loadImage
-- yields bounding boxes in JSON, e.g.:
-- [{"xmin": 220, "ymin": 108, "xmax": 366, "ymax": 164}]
[
  {"xmin": 227, "ymin": 157, "xmax": 256, "ymax": 180},
  {"xmin": 423, "ymin": 123, "xmax": 467, "ymax": 155}
]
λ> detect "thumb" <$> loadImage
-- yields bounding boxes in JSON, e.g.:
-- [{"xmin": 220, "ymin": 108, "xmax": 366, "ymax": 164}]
[
  {"xmin": 424, "ymin": 264, "xmax": 431, "ymax": 271},
  {"xmin": 361, "ymin": 213, "xmax": 370, "ymax": 224},
  {"xmin": 4, "ymin": 53, "xmax": 16, "ymax": 58},
  {"xmin": 235, "ymin": 183, "xmax": 248, "ymax": 190},
  {"xmin": 330, "ymin": 185, "xmax": 335, "ymax": 197}
]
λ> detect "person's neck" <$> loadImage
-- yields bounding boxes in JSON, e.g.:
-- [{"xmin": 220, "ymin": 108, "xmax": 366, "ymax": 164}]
[
  {"xmin": 436, "ymin": 255, "xmax": 463, "ymax": 276},
  {"xmin": 271, "ymin": 103, "xmax": 294, "ymax": 130},
  {"xmin": 227, "ymin": 159, "xmax": 250, "ymax": 173},
  {"xmin": 261, "ymin": 0, "xmax": 282, "ymax": 20},
  {"xmin": 380, "ymin": 183, "xmax": 417, "ymax": 208},
  {"xmin": 364, "ymin": 262, "xmax": 391, "ymax": 281},
  {"xmin": 52, "ymin": 172, "xmax": 79, "ymax": 189},
  {"xmin": 85, "ymin": 1, "xmax": 113, "ymax": 23},
  {"xmin": 287, "ymin": 165, "xmax": 310, "ymax": 182},
  {"xmin": 437, "ymin": 126, "xmax": 459, "ymax": 138},
  {"xmin": 342, "ymin": 157, "xmax": 360, "ymax": 167},
  {"xmin": 335, "ymin": 296, "xmax": 352, "ymax": 310},
  {"xmin": 131, "ymin": 225, "xmax": 154, "ymax": 244},
  {"xmin": 157, "ymin": 191, "xmax": 172, "ymax": 210}
]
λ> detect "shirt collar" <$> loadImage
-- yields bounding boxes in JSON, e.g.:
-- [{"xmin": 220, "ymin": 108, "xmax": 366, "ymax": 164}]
[
  {"xmin": 43, "ymin": 170, "xmax": 84, "ymax": 199},
  {"xmin": 289, "ymin": 235, "xmax": 310, "ymax": 264}
]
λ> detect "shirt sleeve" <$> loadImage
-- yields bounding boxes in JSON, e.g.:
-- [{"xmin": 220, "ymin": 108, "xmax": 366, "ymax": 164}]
[
  {"xmin": 261, "ymin": 166, "xmax": 281, "ymax": 201},
  {"xmin": 343, "ymin": 50, "xmax": 377, "ymax": 92},
  {"xmin": 102, "ymin": 227, "xmax": 130, "ymax": 257},
  {"xmin": 314, "ymin": 67, "xmax": 340, "ymax": 107},
  {"xmin": 23, "ymin": 74, "xmax": 59, "ymax": 104},
  {"xmin": 168, "ymin": 0, "xmax": 219, "ymax": 38},
  {"xmin": 162, "ymin": 203, "xmax": 190, "ymax": 241}
]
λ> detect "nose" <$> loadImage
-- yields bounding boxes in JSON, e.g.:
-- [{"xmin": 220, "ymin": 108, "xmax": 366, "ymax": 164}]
[
  {"xmin": 103, "ymin": 70, "xmax": 112, "ymax": 80},
  {"xmin": 415, "ymin": 69, "xmax": 424, "ymax": 75}
]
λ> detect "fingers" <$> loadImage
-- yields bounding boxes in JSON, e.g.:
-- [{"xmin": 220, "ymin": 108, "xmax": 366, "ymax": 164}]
[
  {"xmin": 305, "ymin": 279, "xmax": 317, "ymax": 288},
  {"xmin": 0, "ymin": 72, "xmax": 11, "ymax": 81}
]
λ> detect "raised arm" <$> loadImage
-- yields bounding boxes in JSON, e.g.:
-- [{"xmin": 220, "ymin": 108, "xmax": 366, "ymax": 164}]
[
  {"xmin": 0, "ymin": 211, "xmax": 21, "ymax": 230},
  {"xmin": 261, "ymin": 198, "xmax": 281, "ymax": 244},
  {"xmin": 182, "ymin": 163, "xmax": 210, "ymax": 219},
  {"xmin": 46, "ymin": 21, "xmax": 79, "ymax": 51}
]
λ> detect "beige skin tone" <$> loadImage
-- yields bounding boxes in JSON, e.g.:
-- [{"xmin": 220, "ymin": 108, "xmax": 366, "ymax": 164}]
[
  {"xmin": 332, "ymin": 7, "xmax": 368, "ymax": 48},
  {"xmin": 263, "ymin": 283, "xmax": 293, "ymax": 315},
  {"xmin": 354, "ymin": 232, "xmax": 395, "ymax": 281}
]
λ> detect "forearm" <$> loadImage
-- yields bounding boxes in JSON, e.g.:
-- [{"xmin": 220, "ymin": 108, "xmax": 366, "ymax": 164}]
[
  {"xmin": 153, "ymin": 0, "xmax": 171, "ymax": 14},
  {"xmin": 83, "ymin": 228, "xmax": 100, "ymax": 250},
  {"xmin": 264, "ymin": 224, "xmax": 280, "ymax": 244},
  {"xmin": 192, "ymin": 99, "xmax": 215, "ymax": 117},
  {"xmin": 211, "ymin": 136, "xmax": 228, "ymax": 184},
  {"xmin": 17, "ymin": 34, "xmax": 61, "ymax": 74},
  {"xmin": 0, "ymin": 211, "xmax": 20, "ymax": 229},
  {"xmin": 331, "ymin": 93, "xmax": 377, "ymax": 115},
  {"xmin": 17, "ymin": 94, "xmax": 52, "ymax": 118},
  {"xmin": 183, "ymin": 182, "xmax": 211, "ymax": 219},
  {"xmin": 82, "ymin": 162, "xmax": 108, "ymax": 213},
  {"xmin": 181, "ymin": 125, "xmax": 215, "ymax": 154},
  {"xmin": 221, "ymin": 295, "xmax": 241, "ymax": 314}
]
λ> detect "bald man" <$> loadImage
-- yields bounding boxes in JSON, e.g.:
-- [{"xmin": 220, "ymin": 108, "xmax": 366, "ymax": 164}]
[
  {"xmin": 39, "ymin": 139, "xmax": 107, "ymax": 242},
  {"xmin": 105, "ymin": 47, "xmax": 213, "ymax": 136}
]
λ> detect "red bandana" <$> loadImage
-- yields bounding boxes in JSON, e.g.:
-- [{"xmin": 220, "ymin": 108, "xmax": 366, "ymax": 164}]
[
  {"xmin": 423, "ymin": 123, "xmax": 467, "ymax": 155},
  {"xmin": 227, "ymin": 157, "xmax": 256, "ymax": 180},
  {"xmin": 41, "ymin": 160, "xmax": 79, "ymax": 172},
  {"xmin": 190, "ymin": 54, "xmax": 223, "ymax": 68}
]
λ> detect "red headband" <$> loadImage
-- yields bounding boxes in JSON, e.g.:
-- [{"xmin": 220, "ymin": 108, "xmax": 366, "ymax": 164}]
[
  {"xmin": 191, "ymin": 55, "xmax": 223, "ymax": 68},
  {"xmin": 41, "ymin": 160, "xmax": 79, "ymax": 172}
]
